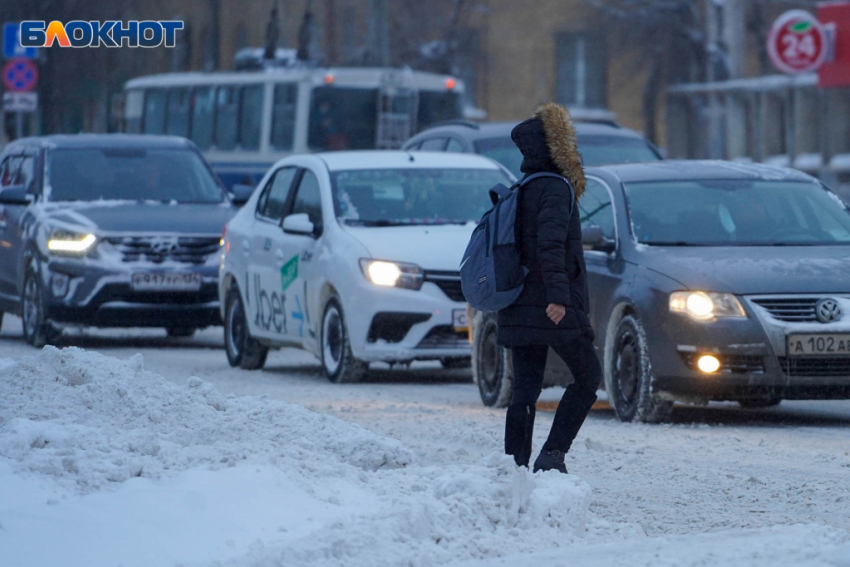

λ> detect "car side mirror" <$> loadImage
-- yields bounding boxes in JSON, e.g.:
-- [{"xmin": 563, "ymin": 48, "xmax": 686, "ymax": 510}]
[
  {"xmin": 582, "ymin": 225, "xmax": 615, "ymax": 253},
  {"xmin": 0, "ymin": 185, "xmax": 33, "ymax": 206},
  {"xmin": 282, "ymin": 213, "xmax": 316, "ymax": 236},
  {"xmin": 229, "ymin": 183, "xmax": 255, "ymax": 206}
]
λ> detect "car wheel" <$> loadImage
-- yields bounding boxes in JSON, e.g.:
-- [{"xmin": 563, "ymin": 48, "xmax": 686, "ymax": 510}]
[
  {"xmin": 166, "ymin": 327, "xmax": 196, "ymax": 338},
  {"xmin": 472, "ymin": 311, "xmax": 513, "ymax": 408},
  {"xmin": 321, "ymin": 297, "xmax": 367, "ymax": 384},
  {"xmin": 21, "ymin": 269, "xmax": 60, "ymax": 348},
  {"xmin": 224, "ymin": 289, "xmax": 268, "ymax": 370},
  {"xmin": 440, "ymin": 357, "xmax": 471, "ymax": 369},
  {"xmin": 738, "ymin": 398, "xmax": 781, "ymax": 409},
  {"xmin": 606, "ymin": 314, "xmax": 673, "ymax": 423}
]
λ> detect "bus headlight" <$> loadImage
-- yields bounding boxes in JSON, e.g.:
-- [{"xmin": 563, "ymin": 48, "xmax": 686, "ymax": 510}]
[
  {"xmin": 47, "ymin": 231, "xmax": 97, "ymax": 256},
  {"xmin": 359, "ymin": 259, "xmax": 424, "ymax": 290},
  {"xmin": 669, "ymin": 291, "xmax": 746, "ymax": 320}
]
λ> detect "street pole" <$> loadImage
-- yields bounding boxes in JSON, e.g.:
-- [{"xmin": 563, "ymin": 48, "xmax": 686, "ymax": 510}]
[
  {"xmin": 15, "ymin": 111, "xmax": 22, "ymax": 139},
  {"xmin": 368, "ymin": 0, "xmax": 389, "ymax": 66},
  {"xmin": 705, "ymin": 0, "xmax": 724, "ymax": 159},
  {"xmin": 723, "ymin": 0, "xmax": 747, "ymax": 159}
]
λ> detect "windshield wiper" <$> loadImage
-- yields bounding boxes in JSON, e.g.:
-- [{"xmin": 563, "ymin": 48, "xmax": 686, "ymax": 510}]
[
  {"xmin": 344, "ymin": 219, "xmax": 413, "ymax": 227},
  {"xmin": 640, "ymin": 241, "xmax": 704, "ymax": 246}
]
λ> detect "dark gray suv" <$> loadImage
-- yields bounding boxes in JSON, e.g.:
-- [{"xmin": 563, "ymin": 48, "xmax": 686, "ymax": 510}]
[
  {"xmin": 403, "ymin": 119, "xmax": 662, "ymax": 178},
  {"xmin": 0, "ymin": 134, "xmax": 245, "ymax": 346}
]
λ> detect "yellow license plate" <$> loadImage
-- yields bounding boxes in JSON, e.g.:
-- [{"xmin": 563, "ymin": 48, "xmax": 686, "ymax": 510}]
[{"xmin": 787, "ymin": 334, "xmax": 850, "ymax": 357}]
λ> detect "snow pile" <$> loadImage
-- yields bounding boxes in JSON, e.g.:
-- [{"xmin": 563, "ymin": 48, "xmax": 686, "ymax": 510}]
[
  {"xmin": 0, "ymin": 348, "xmax": 592, "ymax": 567},
  {"xmin": 0, "ymin": 347, "xmax": 411, "ymax": 494}
]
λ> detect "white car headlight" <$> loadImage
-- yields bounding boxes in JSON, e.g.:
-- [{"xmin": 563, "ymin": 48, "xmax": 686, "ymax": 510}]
[
  {"xmin": 669, "ymin": 291, "xmax": 746, "ymax": 320},
  {"xmin": 359, "ymin": 259, "xmax": 423, "ymax": 290},
  {"xmin": 47, "ymin": 231, "xmax": 97, "ymax": 255}
]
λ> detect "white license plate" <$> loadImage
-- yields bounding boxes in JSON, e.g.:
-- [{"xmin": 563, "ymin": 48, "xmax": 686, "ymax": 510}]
[
  {"xmin": 453, "ymin": 308, "xmax": 468, "ymax": 331},
  {"xmin": 787, "ymin": 334, "xmax": 850, "ymax": 357},
  {"xmin": 131, "ymin": 272, "xmax": 202, "ymax": 292}
]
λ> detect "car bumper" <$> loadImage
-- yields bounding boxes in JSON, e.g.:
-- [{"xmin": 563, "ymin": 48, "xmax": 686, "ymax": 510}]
[
  {"xmin": 345, "ymin": 276, "xmax": 470, "ymax": 363},
  {"xmin": 647, "ymin": 296, "xmax": 850, "ymax": 401},
  {"xmin": 42, "ymin": 260, "xmax": 221, "ymax": 328}
]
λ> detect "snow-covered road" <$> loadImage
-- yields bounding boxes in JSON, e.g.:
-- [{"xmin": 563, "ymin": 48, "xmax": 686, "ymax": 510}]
[{"xmin": 2, "ymin": 317, "xmax": 849, "ymax": 566}]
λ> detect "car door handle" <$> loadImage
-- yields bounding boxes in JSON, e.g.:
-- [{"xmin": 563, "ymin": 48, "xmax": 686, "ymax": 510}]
[
  {"xmin": 242, "ymin": 240, "xmax": 250, "ymax": 254},
  {"xmin": 275, "ymin": 249, "xmax": 285, "ymax": 266}
]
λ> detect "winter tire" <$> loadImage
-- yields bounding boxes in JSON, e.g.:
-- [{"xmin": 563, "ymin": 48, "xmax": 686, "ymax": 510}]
[
  {"xmin": 166, "ymin": 327, "xmax": 196, "ymax": 338},
  {"xmin": 440, "ymin": 357, "xmax": 471, "ymax": 369},
  {"xmin": 606, "ymin": 314, "xmax": 673, "ymax": 423},
  {"xmin": 738, "ymin": 398, "xmax": 781, "ymax": 409},
  {"xmin": 321, "ymin": 297, "xmax": 368, "ymax": 383},
  {"xmin": 21, "ymin": 268, "xmax": 60, "ymax": 348},
  {"xmin": 472, "ymin": 311, "xmax": 513, "ymax": 408},
  {"xmin": 224, "ymin": 289, "xmax": 268, "ymax": 370}
]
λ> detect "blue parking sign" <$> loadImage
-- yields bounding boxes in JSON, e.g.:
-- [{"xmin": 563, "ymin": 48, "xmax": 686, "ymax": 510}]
[{"xmin": 3, "ymin": 23, "xmax": 38, "ymax": 60}]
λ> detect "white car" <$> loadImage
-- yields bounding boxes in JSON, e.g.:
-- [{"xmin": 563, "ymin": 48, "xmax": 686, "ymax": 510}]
[{"xmin": 218, "ymin": 151, "xmax": 513, "ymax": 382}]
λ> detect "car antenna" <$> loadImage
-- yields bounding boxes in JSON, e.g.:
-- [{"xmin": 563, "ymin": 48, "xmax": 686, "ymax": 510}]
[{"xmin": 405, "ymin": 151, "xmax": 415, "ymax": 162}]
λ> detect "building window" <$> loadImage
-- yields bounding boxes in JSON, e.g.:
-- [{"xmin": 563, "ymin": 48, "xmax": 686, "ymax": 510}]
[{"xmin": 555, "ymin": 32, "xmax": 607, "ymax": 109}]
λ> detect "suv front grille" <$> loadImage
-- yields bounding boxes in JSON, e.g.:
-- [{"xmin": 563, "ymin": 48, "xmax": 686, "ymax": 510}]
[
  {"xmin": 416, "ymin": 325, "xmax": 469, "ymax": 349},
  {"xmin": 424, "ymin": 271, "xmax": 465, "ymax": 302},
  {"xmin": 778, "ymin": 356, "xmax": 850, "ymax": 377},
  {"xmin": 750, "ymin": 297, "xmax": 819, "ymax": 322},
  {"xmin": 105, "ymin": 235, "xmax": 220, "ymax": 264}
]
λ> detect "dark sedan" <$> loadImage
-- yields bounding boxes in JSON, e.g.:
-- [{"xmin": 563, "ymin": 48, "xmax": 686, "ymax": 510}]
[
  {"xmin": 0, "ymin": 134, "xmax": 248, "ymax": 346},
  {"xmin": 471, "ymin": 161, "xmax": 850, "ymax": 421}
]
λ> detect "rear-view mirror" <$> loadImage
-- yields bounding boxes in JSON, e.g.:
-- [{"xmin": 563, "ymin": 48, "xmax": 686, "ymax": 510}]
[
  {"xmin": 0, "ymin": 185, "xmax": 33, "ymax": 206},
  {"xmin": 582, "ymin": 225, "xmax": 615, "ymax": 253},
  {"xmin": 282, "ymin": 213, "xmax": 315, "ymax": 236},
  {"xmin": 229, "ymin": 184, "xmax": 255, "ymax": 206}
]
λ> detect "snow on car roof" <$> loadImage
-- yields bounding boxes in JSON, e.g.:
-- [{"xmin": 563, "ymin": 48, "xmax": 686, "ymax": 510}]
[
  {"xmin": 591, "ymin": 159, "xmax": 817, "ymax": 183},
  {"xmin": 316, "ymin": 150, "xmax": 505, "ymax": 171},
  {"xmin": 11, "ymin": 134, "xmax": 195, "ymax": 151}
]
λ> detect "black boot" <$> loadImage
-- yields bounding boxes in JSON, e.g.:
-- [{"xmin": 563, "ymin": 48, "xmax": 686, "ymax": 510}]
[
  {"xmin": 533, "ymin": 449, "xmax": 567, "ymax": 474},
  {"xmin": 505, "ymin": 404, "xmax": 535, "ymax": 467}
]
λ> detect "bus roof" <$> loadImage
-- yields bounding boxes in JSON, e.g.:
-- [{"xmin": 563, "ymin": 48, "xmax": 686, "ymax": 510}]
[{"xmin": 125, "ymin": 67, "xmax": 464, "ymax": 93}]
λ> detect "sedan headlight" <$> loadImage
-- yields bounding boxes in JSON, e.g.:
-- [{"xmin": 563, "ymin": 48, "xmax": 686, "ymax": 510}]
[
  {"xmin": 669, "ymin": 291, "xmax": 746, "ymax": 320},
  {"xmin": 47, "ymin": 231, "xmax": 97, "ymax": 256},
  {"xmin": 359, "ymin": 259, "xmax": 423, "ymax": 290}
]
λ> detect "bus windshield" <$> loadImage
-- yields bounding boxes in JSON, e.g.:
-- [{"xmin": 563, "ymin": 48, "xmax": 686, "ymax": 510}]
[
  {"xmin": 48, "ymin": 148, "xmax": 224, "ymax": 203},
  {"xmin": 332, "ymin": 168, "xmax": 510, "ymax": 225}
]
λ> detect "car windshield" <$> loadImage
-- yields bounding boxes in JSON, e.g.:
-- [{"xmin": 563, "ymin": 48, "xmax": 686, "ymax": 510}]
[
  {"xmin": 625, "ymin": 179, "xmax": 850, "ymax": 246},
  {"xmin": 474, "ymin": 133, "xmax": 660, "ymax": 178},
  {"xmin": 48, "ymin": 148, "xmax": 224, "ymax": 203},
  {"xmin": 331, "ymin": 168, "xmax": 511, "ymax": 225}
]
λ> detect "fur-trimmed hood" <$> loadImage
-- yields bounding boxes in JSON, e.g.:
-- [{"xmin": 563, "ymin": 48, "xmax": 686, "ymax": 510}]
[{"xmin": 510, "ymin": 103, "xmax": 586, "ymax": 200}]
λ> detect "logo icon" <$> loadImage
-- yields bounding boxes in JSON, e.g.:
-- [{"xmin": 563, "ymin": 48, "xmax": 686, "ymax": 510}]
[
  {"xmin": 815, "ymin": 297, "xmax": 842, "ymax": 323},
  {"xmin": 151, "ymin": 238, "xmax": 178, "ymax": 254}
]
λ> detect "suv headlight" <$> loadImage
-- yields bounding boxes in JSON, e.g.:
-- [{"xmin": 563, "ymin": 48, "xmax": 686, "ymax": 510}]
[
  {"xmin": 669, "ymin": 291, "xmax": 746, "ymax": 320},
  {"xmin": 47, "ymin": 231, "xmax": 97, "ymax": 256},
  {"xmin": 359, "ymin": 259, "xmax": 423, "ymax": 290}
]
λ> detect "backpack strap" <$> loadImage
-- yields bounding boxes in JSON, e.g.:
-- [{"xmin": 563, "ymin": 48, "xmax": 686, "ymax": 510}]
[{"xmin": 488, "ymin": 183, "xmax": 512, "ymax": 205}]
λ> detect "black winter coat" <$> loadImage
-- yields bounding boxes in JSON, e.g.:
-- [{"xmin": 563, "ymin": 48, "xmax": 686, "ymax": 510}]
[{"xmin": 497, "ymin": 104, "xmax": 595, "ymax": 347}]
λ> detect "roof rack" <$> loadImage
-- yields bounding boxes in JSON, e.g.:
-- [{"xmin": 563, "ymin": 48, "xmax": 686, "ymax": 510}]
[{"xmin": 421, "ymin": 119, "xmax": 481, "ymax": 131}]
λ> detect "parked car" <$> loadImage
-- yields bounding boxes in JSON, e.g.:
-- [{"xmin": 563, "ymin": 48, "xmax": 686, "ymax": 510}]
[
  {"xmin": 471, "ymin": 161, "xmax": 850, "ymax": 421},
  {"xmin": 218, "ymin": 151, "xmax": 513, "ymax": 381},
  {"xmin": 402, "ymin": 119, "xmax": 662, "ymax": 178},
  {"xmin": 0, "ymin": 134, "xmax": 246, "ymax": 346}
]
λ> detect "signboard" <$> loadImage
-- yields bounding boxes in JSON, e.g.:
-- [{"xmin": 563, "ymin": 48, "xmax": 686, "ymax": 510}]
[
  {"xmin": 3, "ymin": 92, "xmax": 37, "ymax": 112},
  {"xmin": 818, "ymin": 2, "xmax": 850, "ymax": 88},
  {"xmin": 2, "ymin": 58, "xmax": 37, "ymax": 92},
  {"xmin": 767, "ymin": 10, "xmax": 829, "ymax": 74},
  {"xmin": 3, "ymin": 23, "xmax": 38, "ymax": 59}
]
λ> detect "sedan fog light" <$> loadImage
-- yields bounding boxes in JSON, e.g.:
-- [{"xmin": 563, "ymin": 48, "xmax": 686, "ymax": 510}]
[
  {"xmin": 51, "ymin": 273, "xmax": 70, "ymax": 298},
  {"xmin": 697, "ymin": 355, "xmax": 720, "ymax": 373}
]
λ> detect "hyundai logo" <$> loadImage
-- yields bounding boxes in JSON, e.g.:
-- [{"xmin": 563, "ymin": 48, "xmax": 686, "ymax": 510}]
[
  {"xmin": 151, "ymin": 239, "xmax": 178, "ymax": 254},
  {"xmin": 815, "ymin": 298, "xmax": 842, "ymax": 324}
]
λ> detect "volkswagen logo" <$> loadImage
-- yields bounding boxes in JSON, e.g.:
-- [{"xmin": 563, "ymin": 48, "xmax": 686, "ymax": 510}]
[
  {"xmin": 815, "ymin": 298, "xmax": 842, "ymax": 324},
  {"xmin": 151, "ymin": 239, "xmax": 178, "ymax": 254}
]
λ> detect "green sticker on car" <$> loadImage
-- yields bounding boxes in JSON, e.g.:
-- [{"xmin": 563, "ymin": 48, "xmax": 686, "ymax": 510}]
[{"xmin": 280, "ymin": 254, "xmax": 298, "ymax": 291}]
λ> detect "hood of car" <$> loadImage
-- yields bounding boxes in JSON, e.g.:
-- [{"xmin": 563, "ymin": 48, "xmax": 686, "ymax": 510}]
[
  {"xmin": 44, "ymin": 202, "xmax": 236, "ymax": 235},
  {"xmin": 636, "ymin": 245, "xmax": 850, "ymax": 295},
  {"xmin": 343, "ymin": 224, "xmax": 476, "ymax": 272}
]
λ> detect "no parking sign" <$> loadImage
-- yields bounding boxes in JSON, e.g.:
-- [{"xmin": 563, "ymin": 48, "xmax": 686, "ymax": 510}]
[{"xmin": 2, "ymin": 57, "xmax": 38, "ymax": 92}]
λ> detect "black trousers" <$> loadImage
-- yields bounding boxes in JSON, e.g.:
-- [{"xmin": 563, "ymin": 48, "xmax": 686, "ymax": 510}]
[{"xmin": 505, "ymin": 335, "xmax": 602, "ymax": 467}]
